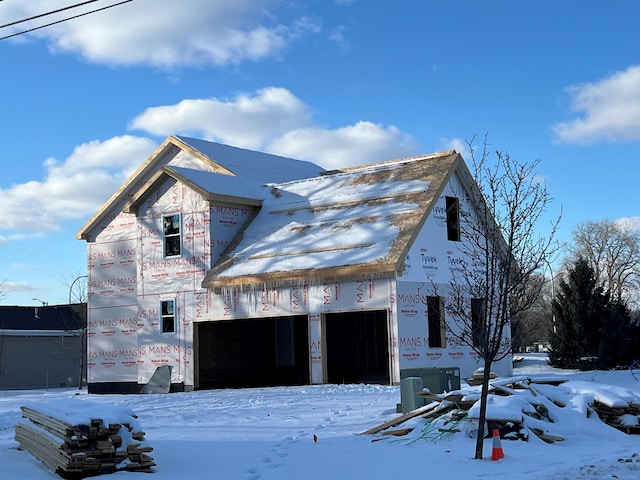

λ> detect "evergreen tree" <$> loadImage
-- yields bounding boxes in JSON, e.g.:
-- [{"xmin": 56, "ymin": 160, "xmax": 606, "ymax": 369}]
[
  {"xmin": 599, "ymin": 299, "xmax": 632, "ymax": 368},
  {"xmin": 549, "ymin": 258, "xmax": 607, "ymax": 367}
]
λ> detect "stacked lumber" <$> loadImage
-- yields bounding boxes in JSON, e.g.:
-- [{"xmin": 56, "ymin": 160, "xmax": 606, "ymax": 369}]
[
  {"xmin": 363, "ymin": 375, "xmax": 640, "ymax": 444},
  {"xmin": 593, "ymin": 401, "xmax": 640, "ymax": 434},
  {"xmin": 15, "ymin": 400, "xmax": 154, "ymax": 478}
]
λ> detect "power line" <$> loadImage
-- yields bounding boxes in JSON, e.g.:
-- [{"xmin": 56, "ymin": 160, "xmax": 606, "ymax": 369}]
[
  {"xmin": 0, "ymin": 1, "xmax": 102, "ymax": 30},
  {"xmin": 0, "ymin": 0, "xmax": 134, "ymax": 41}
]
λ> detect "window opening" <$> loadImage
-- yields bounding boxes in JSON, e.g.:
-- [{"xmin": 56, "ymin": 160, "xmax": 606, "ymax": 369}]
[
  {"xmin": 427, "ymin": 296, "xmax": 446, "ymax": 348},
  {"xmin": 445, "ymin": 196, "xmax": 461, "ymax": 241},
  {"xmin": 471, "ymin": 297, "xmax": 486, "ymax": 348},
  {"xmin": 161, "ymin": 300, "xmax": 176, "ymax": 333},
  {"xmin": 163, "ymin": 213, "xmax": 181, "ymax": 257}
]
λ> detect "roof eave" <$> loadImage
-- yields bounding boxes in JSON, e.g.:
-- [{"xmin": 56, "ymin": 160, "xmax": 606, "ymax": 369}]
[
  {"xmin": 203, "ymin": 264, "xmax": 398, "ymax": 291},
  {"xmin": 123, "ymin": 166, "xmax": 263, "ymax": 215},
  {"xmin": 76, "ymin": 136, "xmax": 182, "ymax": 240}
]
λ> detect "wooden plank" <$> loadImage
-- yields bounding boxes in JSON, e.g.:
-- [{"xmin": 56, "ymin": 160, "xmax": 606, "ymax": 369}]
[
  {"xmin": 362, "ymin": 403, "xmax": 436, "ymax": 435},
  {"xmin": 16, "ymin": 404, "xmax": 155, "ymax": 477}
]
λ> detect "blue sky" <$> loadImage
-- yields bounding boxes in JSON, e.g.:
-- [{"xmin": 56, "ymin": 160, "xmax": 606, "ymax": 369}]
[{"xmin": 1, "ymin": 0, "xmax": 639, "ymax": 306}]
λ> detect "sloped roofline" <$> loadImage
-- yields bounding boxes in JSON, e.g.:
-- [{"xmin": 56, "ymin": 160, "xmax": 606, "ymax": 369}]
[
  {"xmin": 76, "ymin": 135, "xmax": 226, "ymax": 241},
  {"xmin": 123, "ymin": 166, "xmax": 263, "ymax": 215},
  {"xmin": 391, "ymin": 152, "xmax": 465, "ymax": 273},
  {"xmin": 203, "ymin": 150, "xmax": 466, "ymax": 289}
]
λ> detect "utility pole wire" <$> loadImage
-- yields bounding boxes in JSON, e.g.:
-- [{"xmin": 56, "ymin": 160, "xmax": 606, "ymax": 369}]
[
  {"xmin": 0, "ymin": 1, "xmax": 102, "ymax": 30},
  {"xmin": 0, "ymin": 0, "xmax": 134, "ymax": 41}
]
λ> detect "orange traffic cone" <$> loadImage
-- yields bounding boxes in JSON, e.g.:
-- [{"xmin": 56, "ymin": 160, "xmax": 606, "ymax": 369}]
[{"xmin": 491, "ymin": 429, "xmax": 504, "ymax": 460}]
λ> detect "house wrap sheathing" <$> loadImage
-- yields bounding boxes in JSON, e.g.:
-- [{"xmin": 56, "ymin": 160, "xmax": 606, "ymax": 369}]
[{"xmin": 77, "ymin": 136, "xmax": 512, "ymax": 393}]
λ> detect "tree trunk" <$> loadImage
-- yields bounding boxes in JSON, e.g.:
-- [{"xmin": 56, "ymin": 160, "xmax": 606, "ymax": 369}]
[{"xmin": 474, "ymin": 358, "xmax": 492, "ymax": 459}]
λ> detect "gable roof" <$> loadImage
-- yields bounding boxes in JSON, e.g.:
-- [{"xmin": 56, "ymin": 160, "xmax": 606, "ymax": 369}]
[
  {"xmin": 77, "ymin": 136, "xmax": 324, "ymax": 240},
  {"xmin": 123, "ymin": 165, "xmax": 265, "ymax": 215},
  {"xmin": 202, "ymin": 150, "xmax": 463, "ymax": 289},
  {"xmin": 175, "ymin": 136, "xmax": 324, "ymax": 182}
]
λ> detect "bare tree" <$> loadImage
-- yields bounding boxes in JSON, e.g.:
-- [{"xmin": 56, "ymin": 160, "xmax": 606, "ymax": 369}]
[
  {"xmin": 63, "ymin": 272, "xmax": 88, "ymax": 304},
  {"xmin": 439, "ymin": 135, "xmax": 560, "ymax": 459},
  {"xmin": 510, "ymin": 273, "xmax": 552, "ymax": 351},
  {"xmin": 569, "ymin": 219, "xmax": 640, "ymax": 305},
  {"xmin": 62, "ymin": 273, "xmax": 88, "ymax": 388}
]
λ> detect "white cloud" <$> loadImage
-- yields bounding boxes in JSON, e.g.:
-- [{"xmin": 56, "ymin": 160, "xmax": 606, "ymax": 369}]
[
  {"xmin": 329, "ymin": 26, "xmax": 349, "ymax": 49},
  {"xmin": 268, "ymin": 121, "xmax": 420, "ymax": 169},
  {"xmin": 129, "ymin": 87, "xmax": 312, "ymax": 149},
  {"xmin": 2, "ymin": 88, "xmax": 419, "ymax": 235},
  {"xmin": 553, "ymin": 65, "xmax": 640, "ymax": 144},
  {"xmin": 2, "ymin": 1, "xmax": 320, "ymax": 67},
  {"xmin": 0, "ymin": 136, "xmax": 156, "ymax": 234},
  {"xmin": 616, "ymin": 217, "xmax": 640, "ymax": 232},
  {"xmin": 440, "ymin": 137, "xmax": 468, "ymax": 157},
  {"xmin": 1, "ymin": 280, "xmax": 37, "ymax": 294},
  {"xmin": 131, "ymin": 87, "xmax": 420, "ymax": 168}
]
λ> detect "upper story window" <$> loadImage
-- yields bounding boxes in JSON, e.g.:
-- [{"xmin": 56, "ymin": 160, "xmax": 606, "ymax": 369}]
[
  {"xmin": 445, "ymin": 196, "xmax": 461, "ymax": 242},
  {"xmin": 161, "ymin": 299, "xmax": 176, "ymax": 333},
  {"xmin": 163, "ymin": 213, "xmax": 181, "ymax": 257}
]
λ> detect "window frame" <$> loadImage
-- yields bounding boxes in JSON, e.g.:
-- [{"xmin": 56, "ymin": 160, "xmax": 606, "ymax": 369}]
[
  {"xmin": 160, "ymin": 299, "xmax": 176, "ymax": 334},
  {"xmin": 162, "ymin": 213, "xmax": 182, "ymax": 258},
  {"xmin": 426, "ymin": 295, "xmax": 446, "ymax": 348},
  {"xmin": 445, "ymin": 196, "xmax": 461, "ymax": 242},
  {"xmin": 470, "ymin": 297, "xmax": 486, "ymax": 349}
]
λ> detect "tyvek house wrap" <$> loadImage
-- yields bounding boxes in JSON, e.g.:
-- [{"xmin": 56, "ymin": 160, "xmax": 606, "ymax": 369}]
[{"xmin": 86, "ymin": 153, "xmax": 260, "ymax": 386}]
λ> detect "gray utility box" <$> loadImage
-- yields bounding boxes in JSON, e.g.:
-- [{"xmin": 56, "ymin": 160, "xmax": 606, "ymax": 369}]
[
  {"xmin": 400, "ymin": 377, "xmax": 424, "ymax": 413},
  {"xmin": 400, "ymin": 367, "xmax": 461, "ymax": 394}
]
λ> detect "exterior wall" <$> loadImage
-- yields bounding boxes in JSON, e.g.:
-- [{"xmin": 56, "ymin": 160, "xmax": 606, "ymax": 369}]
[
  {"xmin": 206, "ymin": 278, "xmax": 395, "ymax": 384},
  {"xmin": 0, "ymin": 334, "xmax": 82, "ymax": 390},
  {"xmin": 86, "ymin": 172, "xmax": 253, "ymax": 390},
  {"xmin": 84, "ymin": 154, "xmax": 512, "ymax": 389},
  {"xmin": 396, "ymin": 173, "xmax": 513, "ymax": 379}
]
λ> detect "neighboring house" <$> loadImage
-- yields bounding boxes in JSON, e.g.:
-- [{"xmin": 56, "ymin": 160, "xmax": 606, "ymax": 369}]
[
  {"xmin": 77, "ymin": 135, "xmax": 513, "ymax": 394},
  {"xmin": 0, "ymin": 304, "xmax": 86, "ymax": 390}
]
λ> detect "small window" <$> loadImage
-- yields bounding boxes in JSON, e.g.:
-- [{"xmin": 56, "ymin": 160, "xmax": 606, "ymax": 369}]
[
  {"xmin": 161, "ymin": 300, "xmax": 175, "ymax": 333},
  {"xmin": 427, "ymin": 296, "xmax": 446, "ymax": 348},
  {"xmin": 163, "ymin": 214, "xmax": 181, "ymax": 257},
  {"xmin": 471, "ymin": 298, "xmax": 486, "ymax": 348},
  {"xmin": 445, "ymin": 196, "xmax": 461, "ymax": 242}
]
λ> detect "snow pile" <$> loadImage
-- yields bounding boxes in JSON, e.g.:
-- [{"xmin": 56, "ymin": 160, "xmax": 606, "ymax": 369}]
[
  {"xmin": 375, "ymin": 374, "xmax": 640, "ymax": 447},
  {"xmin": 0, "ymin": 354, "xmax": 639, "ymax": 479}
]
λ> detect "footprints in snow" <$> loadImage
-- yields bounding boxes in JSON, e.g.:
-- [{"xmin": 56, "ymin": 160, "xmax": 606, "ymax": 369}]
[{"xmin": 244, "ymin": 434, "xmax": 303, "ymax": 480}]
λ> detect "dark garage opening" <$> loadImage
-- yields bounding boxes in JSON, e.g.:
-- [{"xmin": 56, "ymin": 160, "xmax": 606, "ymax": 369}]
[
  {"xmin": 325, "ymin": 310, "xmax": 390, "ymax": 384},
  {"xmin": 196, "ymin": 315, "xmax": 309, "ymax": 389}
]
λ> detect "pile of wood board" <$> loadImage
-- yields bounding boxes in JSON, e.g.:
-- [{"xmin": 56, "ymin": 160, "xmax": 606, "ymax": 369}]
[
  {"xmin": 593, "ymin": 400, "xmax": 640, "ymax": 434},
  {"xmin": 363, "ymin": 375, "xmax": 640, "ymax": 444},
  {"xmin": 15, "ymin": 399, "xmax": 154, "ymax": 478}
]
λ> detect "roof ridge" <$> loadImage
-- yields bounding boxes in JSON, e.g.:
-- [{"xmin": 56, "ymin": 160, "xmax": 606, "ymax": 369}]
[{"xmin": 270, "ymin": 150, "xmax": 458, "ymax": 188}]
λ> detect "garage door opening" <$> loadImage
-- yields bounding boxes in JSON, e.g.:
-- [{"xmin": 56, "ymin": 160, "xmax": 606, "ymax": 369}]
[
  {"xmin": 325, "ymin": 310, "xmax": 390, "ymax": 384},
  {"xmin": 196, "ymin": 315, "xmax": 309, "ymax": 389}
]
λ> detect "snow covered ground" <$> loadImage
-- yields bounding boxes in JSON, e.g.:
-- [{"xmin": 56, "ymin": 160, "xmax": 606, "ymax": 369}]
[{"xmin": 1, "ymin": 354, "xmax": 640, "ymax": 479}]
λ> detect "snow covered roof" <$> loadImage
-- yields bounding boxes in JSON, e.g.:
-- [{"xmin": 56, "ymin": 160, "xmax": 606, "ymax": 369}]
[
  {"xmin": 77, "ymin": 136, "xmax": 324, "ymax": 240},
  {"xmin": 202, "ymin": 150, "xmax": 462, "ymax": 288},
  {"xmin": 176, "ymin": 136, "xmax": 324, "ymax": 183},
  {"xmin": 123, "ymin": 165, "xmax": 265, "ymax": 214}
]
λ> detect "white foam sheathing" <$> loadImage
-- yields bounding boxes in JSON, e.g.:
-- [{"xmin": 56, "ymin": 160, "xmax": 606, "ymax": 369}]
[
  {"xmin": 87, "ymin": 174, "xmax": 253, "ymax": 386},
  {"xmin": 396, "ymin": 175, "xmax": 513, "ymax": 378}
]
